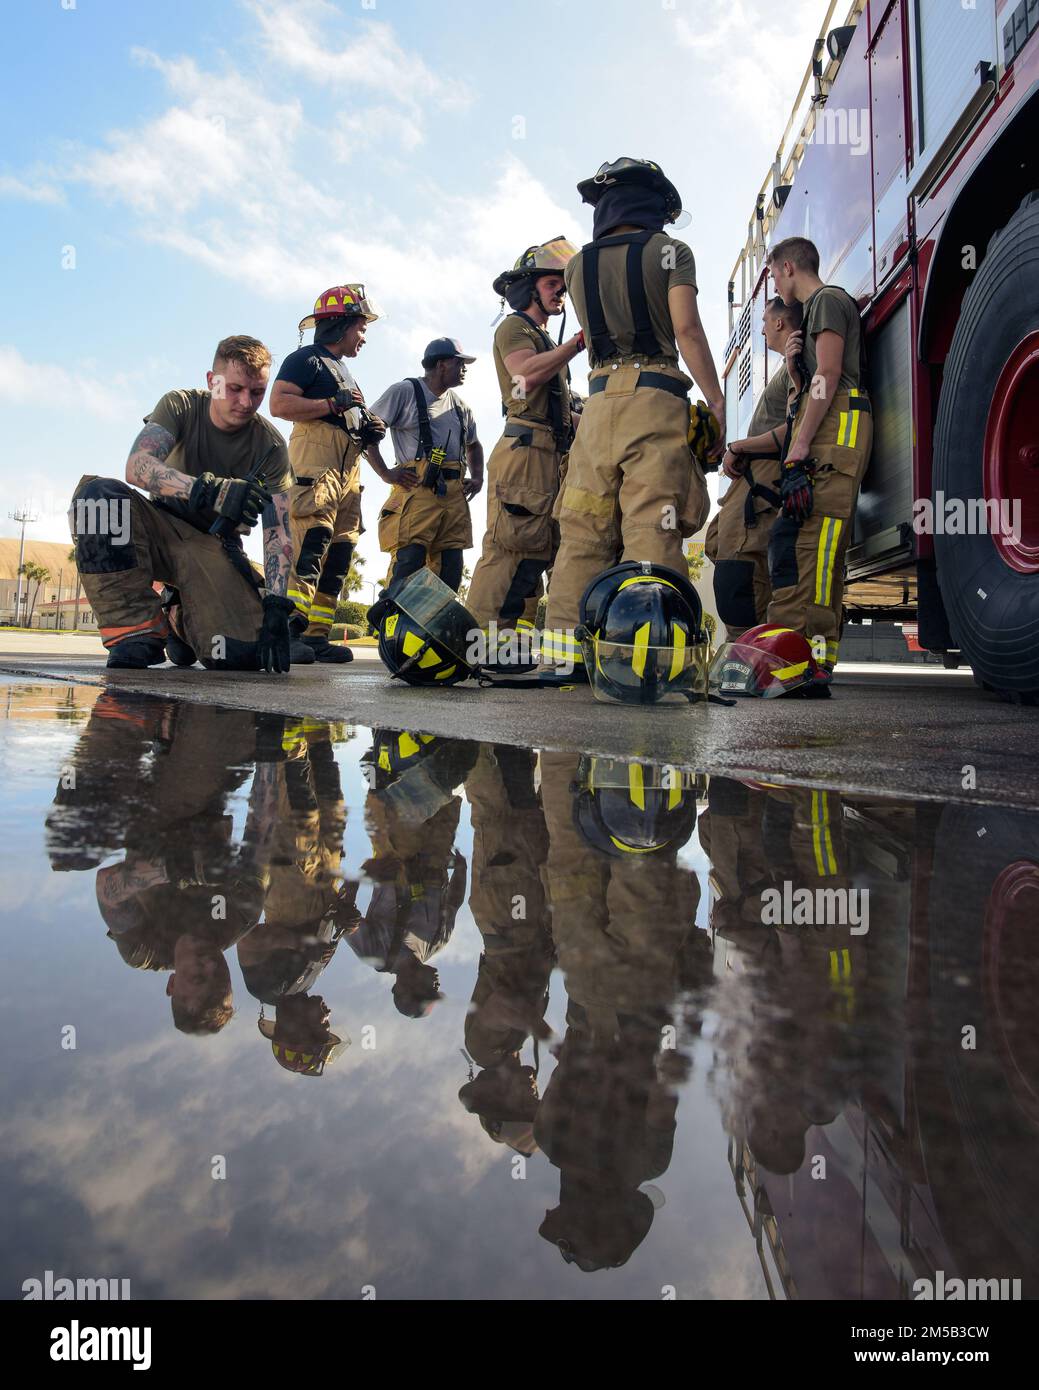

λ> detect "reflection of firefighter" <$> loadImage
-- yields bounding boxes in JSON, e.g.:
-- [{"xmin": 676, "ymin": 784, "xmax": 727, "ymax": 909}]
[
  {"xmin": 458, "ymin": 745, "xmax": 554, "ymax": 1156},
  {"xmin": 45, "ymin": 693, "xmax": 273, "ymax": 1035},
  {"xmin": 535, "ymin": 753, "xmax": 704, "ymax": 1270},
  {"xmin": 702, "ymin": 776, "xmax": 866, "ymax": 1178},
  {"xmin": 351, "ymin": 732, "xmax": 476, "ymax": 1017},
  {"xmin": 238, "ymin": 719, "xmax": 355, "ymax": 1076}
]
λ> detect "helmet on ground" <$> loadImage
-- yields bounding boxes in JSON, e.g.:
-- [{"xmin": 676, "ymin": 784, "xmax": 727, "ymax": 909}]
[
  {"xmin": 571, "ymin": 755, "xmax": 701, "ymax": 858},
  {"xmin": 298, "ymin": 283, "xmax": 381, "ymax": 333},
  {"xmin": 493, "ymin": 236, "xmax": 578, "ymax": 299},
  {"xmin": 370, "ymin": 570, "xmax": 478, "ymax": 687},
  {"xmin": 688, "ymin": 400, "xmax": 721, "ymax": 468},
  {"xmin": 577, "ymin": 561, "xmax": 708, "ymax": 705},
  {"xmin": 708, "ymin": 624, "xmax": 821, "ymax": 698},
  {"xmin": 576, "ymin": 158, "xmax": 683, "ymax": 224}
]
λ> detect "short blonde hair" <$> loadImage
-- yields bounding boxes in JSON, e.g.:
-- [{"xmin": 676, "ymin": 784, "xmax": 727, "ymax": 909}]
[{"xmin": 213, "ymin": 335, "xmax": 272, "ymax": 376}]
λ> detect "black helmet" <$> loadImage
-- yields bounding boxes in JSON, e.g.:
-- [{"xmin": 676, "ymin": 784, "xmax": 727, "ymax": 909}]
[
  {"xmin": 571, "ymin": 755, "xmax": 701, "ymax": 858},
  {"xmin": 370, "ymin": 570, "xmax": 479, "ymax": 686},
  {"xmin": 576, "ymin": 561, "xmax": 707, "ymax": 705},
  {"xmin": 360, "ymin": 729, "xmax": 438, "ymax": 792},
  {"xmin": 576, "ymin": 158, "xmax": 683, "ymax": 223}
]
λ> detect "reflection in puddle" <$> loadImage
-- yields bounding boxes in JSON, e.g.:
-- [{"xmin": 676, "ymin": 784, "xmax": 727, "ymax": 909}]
[{"xmin": 2, "ymin": 682, "xmax": 1037, "ymax": 1299}]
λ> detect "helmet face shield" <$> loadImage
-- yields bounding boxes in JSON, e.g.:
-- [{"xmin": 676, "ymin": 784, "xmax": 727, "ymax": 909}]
[
  {"xmin": 581, "ymin": 634, "xmax": 709, "ymax": 706},
  {"xmin": 708, "ymin": 640, "xmax": 812, "ymax": 698},
  {"xmin": 392, "ymin": 569, "xmax": 478, "ymax": 673},
  {"xmin": 520, "ymin": 236, "xmax": 578, "ymax": 275}
]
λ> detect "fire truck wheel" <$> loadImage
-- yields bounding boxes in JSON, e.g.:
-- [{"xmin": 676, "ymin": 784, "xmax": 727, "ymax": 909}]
[
  {"xmin": 922, "ymin": 804, "xmax": 1039, "ymax": 1270},
  {"xmin": 933, "ymin": 190, "xmax": 1039, "ymax": 704}
]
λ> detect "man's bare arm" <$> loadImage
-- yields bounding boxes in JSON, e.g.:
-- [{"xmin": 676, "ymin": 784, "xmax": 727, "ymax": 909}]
[
  {"xmin": 503, "ymin": 336, "xmax": 583, "ymax": 394},
  {"xmin": 261, "ymin": 491, "xmax": 293, "ymax": 598},
  {"xmin": 270, "ymin": 378, "xmax": 342, "ymax": 423},
  {"xmin": 125, "ymin": 423, "xmax": 194, "ymax": 500},
  {"xmin": 788, "ymin": 329, "xmax": 843, "ymax": 451},
  {"xmin": 670, "ymin": 284, "xmax": 726, "ymax": 458}
]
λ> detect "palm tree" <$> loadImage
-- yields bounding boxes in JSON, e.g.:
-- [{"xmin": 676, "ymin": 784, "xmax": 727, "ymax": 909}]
[{"xmin": 20, "ymin": 561, "xmax": 51, "ymax": 627}]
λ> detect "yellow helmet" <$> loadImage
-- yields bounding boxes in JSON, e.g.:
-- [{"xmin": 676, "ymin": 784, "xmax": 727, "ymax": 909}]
[{"xmin": 493, "ymin": 236, "xmax": 578, "ymax": 297}]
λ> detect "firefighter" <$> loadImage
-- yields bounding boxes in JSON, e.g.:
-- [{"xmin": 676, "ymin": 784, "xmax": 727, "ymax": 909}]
[
  {"xmin": 536, "ymin": 751, "xmax": 701, "ymax": 1269},
  {"xmin": 46, "ymin": 694, "xmax": 272, "ymax": 1034},
  {"xmin": 466, "ymin": 238, "xmax": 584, "ymax": 669},
  {"xmin": 541, "ymin": 158, "xmax": 726, "ymax": 682},
  {"xmin": 765, "ymin": 237, "xmax": 873, "ymax": 690},
  {"xmin": 458, "ymin": 744, "xmax": 555, "ymax": 1156},
  {"xmin": 239, "ymin": 719, "xmax": 357, "ymax": 1076},
  {"xmin": 270, "ymin": 284, "xmax": 386, "ymax": 663},
  {"xmin": 366, "ymin": 339, "xmax": 484, "ymax": 598},
  {"xmin": 705, "ymin": 296, "xmax": 803, "ymax": 640},
  {"xmin": 70, "ymin": 335, "xmax": 303, "ymax": 672}
]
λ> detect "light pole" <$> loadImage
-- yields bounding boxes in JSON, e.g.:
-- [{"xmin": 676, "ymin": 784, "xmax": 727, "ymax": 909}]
[{"xmin": 9, "ymin": 507, "xmax": 38, "ymax": 627}]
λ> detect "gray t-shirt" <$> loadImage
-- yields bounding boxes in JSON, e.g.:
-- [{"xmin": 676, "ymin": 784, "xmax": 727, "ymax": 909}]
[{"xmin": 368, "ymin": 378, "xmax": 478, "ymax": 465}]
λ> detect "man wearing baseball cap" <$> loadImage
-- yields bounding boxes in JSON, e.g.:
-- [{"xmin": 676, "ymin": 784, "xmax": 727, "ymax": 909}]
[{"xmin": 366, "ymin": 338, "xmax": 485, "ymax": 596}]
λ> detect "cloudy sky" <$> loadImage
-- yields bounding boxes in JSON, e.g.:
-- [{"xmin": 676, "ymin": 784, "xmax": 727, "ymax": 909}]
[{"xmin": 0, "ymin": 0, "xmax": 824, "ymax": 581}]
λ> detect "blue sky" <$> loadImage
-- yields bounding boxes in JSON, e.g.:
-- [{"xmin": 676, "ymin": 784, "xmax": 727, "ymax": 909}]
[{"xmin": 0, "ymin": 0, "xmax": 823, "ymax": 581}]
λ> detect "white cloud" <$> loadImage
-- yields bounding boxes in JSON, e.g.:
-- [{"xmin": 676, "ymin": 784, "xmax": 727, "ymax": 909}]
[
  {"xmin": 0, "ymin": 173, "xmax": 64, "ymax": 204},
  {"xmin": 0, "ymin": 345, "xmax": 133, "ymax": 421}
]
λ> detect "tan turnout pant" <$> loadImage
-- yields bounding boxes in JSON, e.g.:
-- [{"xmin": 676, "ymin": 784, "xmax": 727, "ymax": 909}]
[
  {"xmin": 287, "ymin": 421, "xmax": 363, "ymax": 638},
  {"xmin": 705, "ymin": 456, "xmax": 782, "ymax": 641}
]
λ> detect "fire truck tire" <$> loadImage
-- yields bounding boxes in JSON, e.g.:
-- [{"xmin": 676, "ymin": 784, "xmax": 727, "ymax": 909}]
[
  {"xmin": 922, "ymin": 804, "xmax": 1039, "ymax": 1271},
  {"xmin": 933, "ymin": 190, "xmax": 1039, "ymax": 704}
]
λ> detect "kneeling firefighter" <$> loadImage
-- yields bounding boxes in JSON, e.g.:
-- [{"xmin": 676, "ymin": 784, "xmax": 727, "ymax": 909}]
[
  {"xmin": 466, "ymin": 237, "xmax": 585, "ymax": 670},
  {"xmin": 541, "ymin": 157, "xmax": 726, "ymax": 682},
  {"xmin": 270, "ymin": 284, "xmax": 386, "ymax": 663}
]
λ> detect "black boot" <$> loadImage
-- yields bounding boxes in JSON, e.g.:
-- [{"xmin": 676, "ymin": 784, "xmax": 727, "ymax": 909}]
[
  {"xmin": 303, "ymin": 636, "xmax": 353, "ymax": 664},
  {"xmin": 165, "ymin": 632, "xmax": 198, "ymax": 667},
  {"xmin": 106, "ymin": 636, "xmax": 168, "ymax": 669}
]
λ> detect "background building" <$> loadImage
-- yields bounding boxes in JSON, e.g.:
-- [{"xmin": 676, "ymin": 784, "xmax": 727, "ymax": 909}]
[{"xmin": 0, "ymin": 538, "xmax": 84, "ymax": 628}]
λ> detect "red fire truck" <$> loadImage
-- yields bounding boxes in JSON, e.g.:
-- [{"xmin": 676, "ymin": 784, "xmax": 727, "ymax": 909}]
[{"xmin": 723, "ymin": 0, "xmax": 1039, "ymax": 700}]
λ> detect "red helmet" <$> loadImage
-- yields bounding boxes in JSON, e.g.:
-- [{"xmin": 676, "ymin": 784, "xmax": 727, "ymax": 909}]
[
  {"xmin": 708, "ymin": 625, "xmax": 820, "ymax": 698},
  {"xmin": 298, "ymin": 283, "xmax": 380, "ymax": 333}
]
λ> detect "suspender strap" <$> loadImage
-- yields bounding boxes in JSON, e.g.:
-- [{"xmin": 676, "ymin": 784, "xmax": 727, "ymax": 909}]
[
  {"xmin": 513, "ymin": 311, "xmax": 567, "ymax": 451},
  {"xmin": 406, "ymin": 378, "xmax": 434, "ymax": 460},
  {"xmin": 581, "ymin": 230, "xmax": 663, "ymax": 362},
  {"xmin": 625, "ymin": 235, "xmax": 658, "ymax": 358},
  {"xmin": 582, "ymin": 244, "xmax": 616, "ymax": 361},
  {"xmin": 743, "ymin": 478, "xmax": 783, "ymax": 529}
]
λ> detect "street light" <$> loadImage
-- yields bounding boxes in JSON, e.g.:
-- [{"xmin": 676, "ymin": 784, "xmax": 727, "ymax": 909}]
[{"xmin": 9, "ymin": 507, "xmax": 38, "ymax": 626}]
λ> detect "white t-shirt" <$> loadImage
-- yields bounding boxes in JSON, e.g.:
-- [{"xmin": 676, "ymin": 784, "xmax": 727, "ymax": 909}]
[{"xmin": 368, "ymin": 378, "xmax": 478, "ymax": 465}]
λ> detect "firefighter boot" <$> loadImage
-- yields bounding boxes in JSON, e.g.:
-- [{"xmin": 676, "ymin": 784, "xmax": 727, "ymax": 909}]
[
  {"xmin": 106, "ymin": 636, "xmax": 168, "ymax": 669},
  {"xmin": 302, "ymin": 635, "xmax": 353, "ymax": 663}
]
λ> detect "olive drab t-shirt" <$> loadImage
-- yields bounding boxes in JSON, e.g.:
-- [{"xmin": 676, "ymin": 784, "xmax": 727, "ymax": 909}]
[
  {"xmin": 748, "ymin": 365, "xmax": 792, "ymax": 437},
  {"xmin": 493, "ymin": 314, "xmax": 572, "ymax": 431},
  {"xmin": 799, "ymin": 286, "xmax": 865, "ymax": 392},
  {"xmin": 564, "ymin": 232, "xmax": 698, "ymax": 369},
  {"xmin": 144, "ymin": 389, "xmax": 293, "ymax": 533}
]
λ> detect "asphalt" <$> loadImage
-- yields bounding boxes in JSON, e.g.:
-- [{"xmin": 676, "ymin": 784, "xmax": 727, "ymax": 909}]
[{"xmin": 3, "ymin": 643, "xmax": 1037, "ymax": 809}]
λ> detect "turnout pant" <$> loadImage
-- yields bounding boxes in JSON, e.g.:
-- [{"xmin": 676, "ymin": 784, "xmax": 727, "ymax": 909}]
[
  {"xmin": 542, "ymin": 362, "xmax": 704, "ymax": 673},
  {"xmin": 705, "ymin": 457, "xmax": 781, "ymax": 641},
  {"xmin": 377, "ymin": 464, "xmax": 472, "ymax": 595},
  {"xmin": 70, "ymin": 475, "xmax": 262, "ymax": 663},
  {"xmin": 766, "ymin": 390, "xmax": 872, "ymax": 671},
  {"xmin": 467, "ymin": 419, "xmax": 565, "ymax": 645},
  {"xmin": 287, "ymin": 421, "xmax": 363, "ymax": 638}
]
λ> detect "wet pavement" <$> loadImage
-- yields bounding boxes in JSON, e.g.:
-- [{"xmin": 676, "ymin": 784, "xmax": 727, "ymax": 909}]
[{"xmin": 2, "ymin": 677, "xmax": 1038, "ymax": 1300}]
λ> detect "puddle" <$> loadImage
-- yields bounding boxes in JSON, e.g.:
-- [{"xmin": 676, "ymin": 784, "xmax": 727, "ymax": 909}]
[{"xmin": 1, "ymin": 679, "xmax": 1037, "ymax": 1300}]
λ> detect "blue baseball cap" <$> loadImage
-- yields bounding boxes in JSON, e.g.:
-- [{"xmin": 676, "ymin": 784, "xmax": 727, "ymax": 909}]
[{"xmin": 422, "ymin": 337, "xmax": 476, "ymax": 366}]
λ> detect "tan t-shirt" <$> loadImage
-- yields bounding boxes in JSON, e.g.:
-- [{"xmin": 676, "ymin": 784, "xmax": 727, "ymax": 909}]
[
  {"xmin": 748, "ymin": 365, "xmax": 792, "ymax": 437},
  {"xmin": 564, "ymin": 232, "xmax": 698, "ymax": 368},
  {"xmin": 800, "ymin": 287, "xmax": 865, "ymax": 392},
  {"xmin": 145, "ymin": 389, "xmax": 292, "ymax": 532},
  {"xmin": 492, "ymin": 313, "xmax": 572, "ymax": 430}
]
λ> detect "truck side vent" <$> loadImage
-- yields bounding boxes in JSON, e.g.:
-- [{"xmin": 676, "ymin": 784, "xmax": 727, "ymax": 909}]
[
  {"xmin": 738, "ymin": 349, "xmax": 753, "ymax": 400},
  {"xmin": 737, "ymin": 303, "xmax": 752, "ymax": 352}
]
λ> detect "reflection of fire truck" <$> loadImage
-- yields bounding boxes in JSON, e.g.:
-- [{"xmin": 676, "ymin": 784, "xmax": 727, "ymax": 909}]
[
  {"xmin": 716, "ymin": 795, "xmax": 1039, "ymax": 1300},
  {"xmin": 723, "ymin": 0, "xmax": 1039, "ymax": 700}
]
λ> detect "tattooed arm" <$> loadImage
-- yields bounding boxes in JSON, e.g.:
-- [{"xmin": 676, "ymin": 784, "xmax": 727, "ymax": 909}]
[
  {"xmin": 262, "ymin": 490, "xmax": 293, "ymax": 598},
  {"xmin": 125, "ymin": 423, "xmax": 195, "ymax": 500}
]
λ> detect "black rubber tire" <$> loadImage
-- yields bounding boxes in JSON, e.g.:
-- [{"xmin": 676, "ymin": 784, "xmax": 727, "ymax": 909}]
[
  {"xmin": 920, "ymin": 804, "xmax": 1039, "ymax": 1277},
  {"xmin": 933, "ymin": 191, "xmax": 1039, "ymax": 700}
]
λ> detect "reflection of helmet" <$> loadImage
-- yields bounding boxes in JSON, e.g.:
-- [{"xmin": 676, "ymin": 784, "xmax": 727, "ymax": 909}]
[
  {"xmin": 576, "ymin": 158, "xmax": 683, "ymax": 223},
  {"xmin": 298, "ymin": 283, "xmax": 380, "ymax": 333},
  {"xmin": 493, "ymin": 236, "xmax": 578, "ymax": 301},
  {"xmin": 360, "ymin": 731, "xmax": 477, "ymax": 822},
  {"xmin": 258, "ymin": 1005, "xmax": 349, "ymax": 1078},
  {"xmin": 539, "ymin": 1186, "xmax": 655, "ymax": 1272},
  {"xmin": 360, "ymin": 730, "xmax": 437, "ymax": 791},
  {"xmin": 458, "ymin": 1061, "xmax": 541, "ymax": 1157},
  {"xmin": 708, "ymin": 624, "xmax": 820, "ymax": 698},
  {"xmin": 370, "ymin": 570, "xmax": 479, "ymax": 686},
  {"xmin": 577, "ymin": 562, "xmax": 707, "ymax": 705},
  {"xmin": 572, "ymin": 755, "xmax": 701, "ymax": 858}
]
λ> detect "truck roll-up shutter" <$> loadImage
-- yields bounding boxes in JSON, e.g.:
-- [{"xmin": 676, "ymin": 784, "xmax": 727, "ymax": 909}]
[{"xmin": 913, "ymin": 0, "xmax": 997, "ymax": 157}]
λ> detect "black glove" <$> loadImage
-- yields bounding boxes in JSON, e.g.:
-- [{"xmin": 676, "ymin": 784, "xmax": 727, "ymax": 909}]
[
  {"xmin": 190, "ymin": 471, "xmax": 272, "ymax": 529},
  {"xmin": 357, "ymin": 408, "xmax": 387, "ymax": 445},
  {"xmin": 331, "ymin": 385, "xmax": 361, "ymax": 413},
  {"xmin": 257, "ymin": 594, "xmax": 293, "ymax": 674},
  {"xmin": 780, "ymin": 459, "xmax": 815, "ymax": 523}
]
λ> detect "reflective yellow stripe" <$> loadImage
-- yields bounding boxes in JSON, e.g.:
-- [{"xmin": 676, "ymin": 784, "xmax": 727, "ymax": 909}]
[
  {"xmin": 434, "ymin": 663, "xmax": 457, "ymax": 680},
  {"xmin": 847, "ymin": 409, "xmax": 860, "ymax": 449},
  {"xmin": 668, "ymin": 780, "xmax": 682, "ymax": 811},
  {"xmin": 771, "ymin": 659, "xmax": 808, "ymax": 681},
  {"xmin": 757, "ymin": 628, "xmax": 792, "ymax": 639},
  {"xmin": 837, "ymin": 412, "xmax": 849, "ymax": 447},
  {"xmin": 629, "ymin": 762, "xmax": 645, "ymax": 811},
  {"xmin": 378, "ymin": 748, "xmax": 391, "ymax": 771},
  {"xmin": 811, "ymin": 791, "xmax": 838, "ymax": 876},
  {"xmin": 631, "ymin": 622, "xmax": 651, "ymax": 677},
  {"xmin": 669, "ymin": 624, "xmax": 686, "ymax": 680},
  {"xmin": 617, "ymin": 575, "xmax": 680, "ymax": 593},
  {"xmin": 309, "ymin": 602, "xmax": 336, "ymax": 618},
  {"xmin": 402, "ymin": 631, "xmax": 423, "ymax": 657},
  {"xmin": 541, "ymin": 629, "xmax": 584, "ymax": 662},
  {"xmin": 609, "ymin": 836, "xmax": 657, "ymax": 855},
  {"xmin": 815, "ymin": 517, "xmax": 843, "ymax": 607},
  {"xmin": 399, "ymin": 732, "xmax": 420, "ymax": 758}
]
